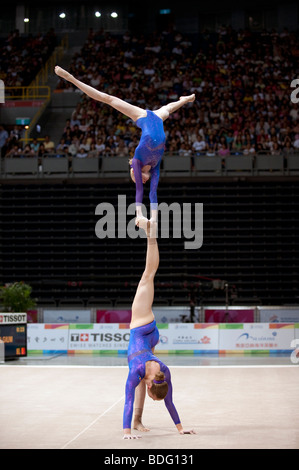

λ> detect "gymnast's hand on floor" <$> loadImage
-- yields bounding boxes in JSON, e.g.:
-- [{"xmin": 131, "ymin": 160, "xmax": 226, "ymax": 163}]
[
  {"xmin": 176, "ymin": 423, "xmax": 196, "ymax": 435},
  {"xmin": 179, "ymin": 429, "xmax": 196, "ymax": 435}
]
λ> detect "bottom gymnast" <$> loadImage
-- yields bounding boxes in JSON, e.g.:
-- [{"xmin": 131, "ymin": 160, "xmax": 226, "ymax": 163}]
[{"xmin": 123, "ymin": 219, "xmax": 196, "ymax": 439}]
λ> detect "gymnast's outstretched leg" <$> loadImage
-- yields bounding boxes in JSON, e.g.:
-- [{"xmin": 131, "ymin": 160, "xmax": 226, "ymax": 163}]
[
  {"xmin": 54, "ymin": 66, "xmax": 147, "ymax": 122},
  {"xmin": 154, "ymin": 94, "xmax": 196, "ymax": 121}
]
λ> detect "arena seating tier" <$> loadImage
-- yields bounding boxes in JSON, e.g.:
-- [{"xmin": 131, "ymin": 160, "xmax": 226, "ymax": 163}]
[{"xmin": 1, "ymin": 179, "xmax": 298, "ymax": 308}]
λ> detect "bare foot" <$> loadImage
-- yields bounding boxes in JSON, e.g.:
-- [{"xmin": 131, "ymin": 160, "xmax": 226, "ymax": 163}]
[
  {"xmin": 179, "ymin": 94, "xmax": 195, "ymax": 103},
  {"xmin": 54, "ymin": 65, "xmax": 72, "ymax": 81},
  {"xmin": 133, "ymin": 421, "xmax": 150, "ymax": 432}
]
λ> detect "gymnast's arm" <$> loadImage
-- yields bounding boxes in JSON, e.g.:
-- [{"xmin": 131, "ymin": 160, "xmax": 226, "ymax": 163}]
[
  {"xmin": 123, "ymin": 367, "xmax": 142, "ymax": 439},
  {"xmin": 149, "ymin": 162, "xmax": 161, "ymax": 214},
  {"xmin": 131, "ymin": 158, "xmax": 144, "ymax": 208},
  {"xmin": 164, "ymin": 367, "xmax": 196, "ymax": 435}
]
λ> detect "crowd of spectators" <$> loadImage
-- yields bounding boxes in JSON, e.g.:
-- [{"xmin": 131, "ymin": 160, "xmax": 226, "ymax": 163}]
[
  {"xmin": 0, "ymin": 28, "xmax": 57, "ymax": 89},
  {"xmin": 1, "ymin": 25, "xmax": 299, "ymax": 160},
  {"xmin": 52, "ymin": 26, "xmax": 299, "ymax": 159}
]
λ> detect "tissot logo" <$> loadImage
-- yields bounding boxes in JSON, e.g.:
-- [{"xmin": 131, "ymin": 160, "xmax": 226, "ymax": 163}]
[
  {"xmin": 0, "ymin": 314, "xmax": 27, "ymax": 324},
  {"xmin": 70, "ymin": 332, "xmax": 130, "ymax": 342}
]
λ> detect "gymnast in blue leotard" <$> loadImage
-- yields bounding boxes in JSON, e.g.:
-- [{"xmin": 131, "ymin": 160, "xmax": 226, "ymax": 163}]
[
  {"xmin": 129, "ymin": 110, "xmax": 165, "ymax": 215},
  {"xmin": 124, "ymin": 319, "xmax": 180, "ymax": 433},
  {"xmin": 121, "ymin": 220, "xmax": 196, "ymax": 439},
  {"xmin": 54, "ymin": 65, "xmax": 195, "ymax": 225}
]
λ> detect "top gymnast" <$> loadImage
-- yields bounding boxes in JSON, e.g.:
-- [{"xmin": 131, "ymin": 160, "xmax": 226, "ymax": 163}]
[{"xmin": 54, "ymin": 66, "xmax": 195, "ymax": 225}]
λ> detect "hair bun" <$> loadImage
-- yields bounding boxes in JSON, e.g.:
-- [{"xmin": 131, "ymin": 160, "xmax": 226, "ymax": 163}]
[{"xmin": 154, "ymin": 371, "xmax": 165, "ymax": 382}]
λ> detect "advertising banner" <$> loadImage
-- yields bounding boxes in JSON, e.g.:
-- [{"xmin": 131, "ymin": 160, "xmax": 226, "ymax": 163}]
[
  {"xmin": 153, "ymin": 307, "xmax": 197, "ymax": 323},
  {"xmin": 68, "ymin": 323, "xmax": 130, "ymax": 352},
  {"xmin": 96, "ymin": 307, "xmax": 198, "ymax": 324},
  {"xmin": 291, "ymin": 323, "xmax": 299, "ymax": 364},
  {"xmin": 96, "ymin": 309, "xmax": 131, "ymax": 323},
  {"xmin": 0, "ymin": 313, "xmax": 27, "ymax": 324},
  {"xmin": 43, "ymin": 309, "xmax": 91, "ymax": 324},
  {"xmin": 258, "ymin": 307, "xmax": 299, "ymax": 323},
  {"xmin": 219, "ymin": 323, "xmax": 295, "ymax": 351},
  {"xmin": 155, "ymin": 323, "xmax": 219, "ymax": 352},
  {"xmin": 27, "ymin": 324, "xmax": 69, "ymax": 352},
  {"xmin": 26, "ymin": 322, "xmax": 297, "ymax": 354},
  {"xmin": 204, "ymin": 308, "xmax": 254, "ymax": 323},
  {"xmin": 27, "ymin": 310, "xmax": 38, "ymax": 323}
]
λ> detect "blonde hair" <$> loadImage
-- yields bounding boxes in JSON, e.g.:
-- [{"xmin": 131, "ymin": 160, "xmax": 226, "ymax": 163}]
[
  {"xmin": 129, "ymin": 158, "xmax": 134, "ymax": 181},
  {"xmin": 151, "ymin": 371, "xmax": 168, "ymax": 400}
]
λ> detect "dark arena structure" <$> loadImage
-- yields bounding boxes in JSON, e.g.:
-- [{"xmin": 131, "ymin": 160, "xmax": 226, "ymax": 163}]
[{"xmin": 0, "ymin": 0, "xmax": 299, "ymax": 451}]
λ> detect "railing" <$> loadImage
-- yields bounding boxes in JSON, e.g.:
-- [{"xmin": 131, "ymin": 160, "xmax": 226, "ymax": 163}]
[
  {"xmin": 3, "ymin": 37, "xmax": 68, "ymax": 100},
  {"xmin": 29, "ymin": 35, "xmax": 69, "ymax": 88},
  {"xmin": 2, "ymin": 85, "xmax": 51, "ymax": 146},
  {"xmin": 1, "ymin": 154, "xmax": 299, "ymax": 180},
  {"xmin": 4, "ymin": 86, "xmax": 51, "ymax": 101}
]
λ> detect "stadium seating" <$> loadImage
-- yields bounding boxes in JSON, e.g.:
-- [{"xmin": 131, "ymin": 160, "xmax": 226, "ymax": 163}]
[{"xmin": 1, "ymin": 180, "xmax": 298, "ymax": 307}]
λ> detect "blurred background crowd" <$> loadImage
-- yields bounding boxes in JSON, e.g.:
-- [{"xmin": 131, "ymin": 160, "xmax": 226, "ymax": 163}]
[{"xmin": 1, "ymin": 25, "xmax": 299, "ymax": 159}]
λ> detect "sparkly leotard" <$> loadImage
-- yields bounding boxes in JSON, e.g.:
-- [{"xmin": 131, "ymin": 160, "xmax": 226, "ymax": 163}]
[
  {"xmin": 131, "ymin": 110, "xmax": 166, "ymax": 210},
  {"xmin": 123, "ymin": 320, "xmax": 180, "ymax": 430}
]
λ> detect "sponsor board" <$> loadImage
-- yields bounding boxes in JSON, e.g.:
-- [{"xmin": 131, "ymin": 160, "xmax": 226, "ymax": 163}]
[
  {"xmin": 68, "ymin": 323, "xmax": 130, "ymax": 351},
  {"xmin": 26, "ymin": 322, "xmax": 297, "ymax": 354},
  {"xmin": 155, "ymin": 323, "xmax": 219, "ymax": 351},
  {"xmin": 153, "ymin": 307, "xmax": 197, "ymax": 323},
  {"xmin": 218, "ymin": 323, "xmax": 295, "ymax": 351},
  {"xmin": 0, "ymin": 313, "xmax": 27, "ymax": 324},
  {"xmin": 258, "ymin": 307, "xmax": 299, "ymax": 323},
  {"xmin": 43, "ymin": 309, "xmax": 91, "ymax": 324},
  {"xmin": 204, "ymin": 308, "xmax": 254, "ymax": 323},
  {"xmin": 27, "ymin": 323, "xmax": 69, "ymax": 352},
  {"xmin": 96, "ymin": 309, "xmax": 131, "ymax": 323}
]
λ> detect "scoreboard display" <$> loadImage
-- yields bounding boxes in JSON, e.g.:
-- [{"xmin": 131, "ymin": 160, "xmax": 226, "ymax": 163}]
[{"xmin": 0, "ymin": 313, "xmax": 27, "ymax": 359}]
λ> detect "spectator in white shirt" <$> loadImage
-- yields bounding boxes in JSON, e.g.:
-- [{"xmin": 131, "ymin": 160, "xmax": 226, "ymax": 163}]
[
  {"xmin": 293, "ymin": 134, "xmax": 299, "ymax": 149},
  {"xmin": 192, "ymin": 136, "xmax": 206, "ymax": 153}
]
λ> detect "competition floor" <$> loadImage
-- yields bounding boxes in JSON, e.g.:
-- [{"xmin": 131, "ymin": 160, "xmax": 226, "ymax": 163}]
[{"xmin": 0, "ymin": 353, "xmax": 298, "ymax": 449}]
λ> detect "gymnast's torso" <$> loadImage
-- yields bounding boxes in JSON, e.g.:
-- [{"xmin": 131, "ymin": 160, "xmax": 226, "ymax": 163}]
[
  {"xmin": 134, "ymin": 110, "xmax": 166, "ymax": 167},
  {"xmin": 131, "ymin": 110, "xmax": 166, "ymax": 207},
  {"xmin": 123, "ymin": 320, "xmax": 180, "ymax": 429}
]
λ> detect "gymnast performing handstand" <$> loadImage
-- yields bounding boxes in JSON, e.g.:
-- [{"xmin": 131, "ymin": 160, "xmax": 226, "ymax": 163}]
[
  {"xmin": 123, "ymin": 220, "xmax": 196, "ymax": 439},
  {"xmin": 54, "ymin": 66, "xmax": 195, "ymax": 225}
]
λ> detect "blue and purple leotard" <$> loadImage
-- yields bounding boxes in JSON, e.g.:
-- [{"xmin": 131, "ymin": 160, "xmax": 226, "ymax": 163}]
[
  {"xmin": 123, "ymin": 320, "xmax": 180, "ymax": 430},
  {"xmin": 131, "ymin": 110, "xmax": 166, "ymax": 210}
]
